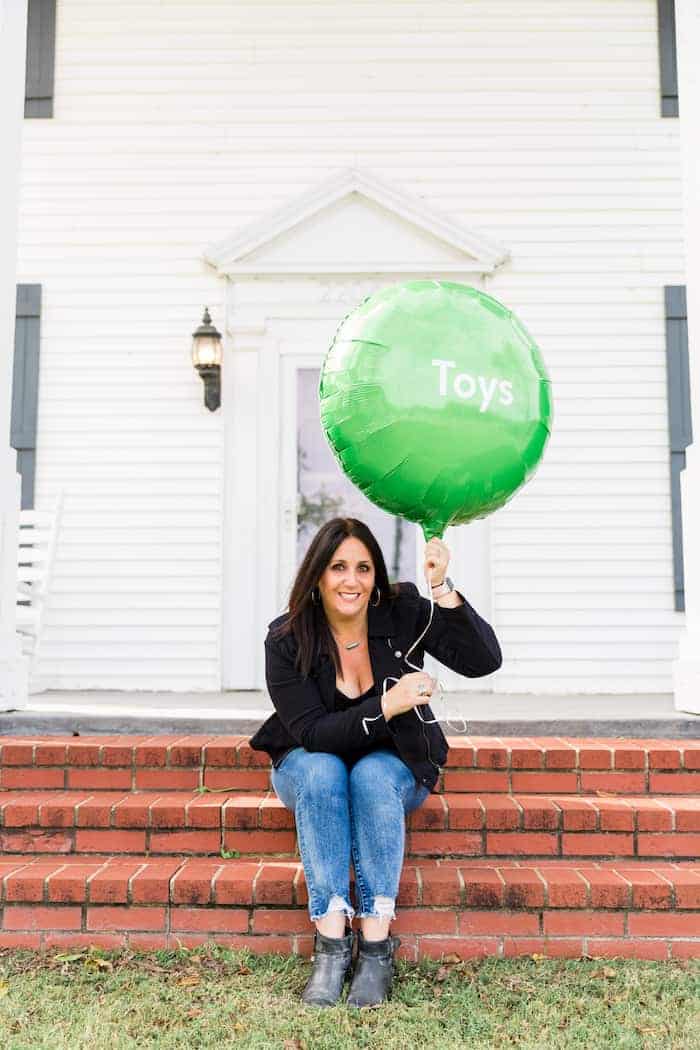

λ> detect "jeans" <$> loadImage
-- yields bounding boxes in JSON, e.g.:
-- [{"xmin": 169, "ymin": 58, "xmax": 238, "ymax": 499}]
[{"xmin": 270, "ymin": 747, "xmax": 430, "ymax": 923}]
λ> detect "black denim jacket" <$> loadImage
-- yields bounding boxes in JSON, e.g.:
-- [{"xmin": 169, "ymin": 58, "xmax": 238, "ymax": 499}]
[{"xmin": 249, "ymin": 581, "xmax": 502, "ymax": 793}]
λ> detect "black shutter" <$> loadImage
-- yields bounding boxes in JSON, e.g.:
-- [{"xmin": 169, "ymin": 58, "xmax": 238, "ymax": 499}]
[
  {"xmin": 657, "ymin": 0, "xmax": 679, "ymax": 118},
  {"xmin": 664, "ymin": 286, "xmax": 691, "ymax": 611},
  {"xmin": 24, "ymin": 0, "xmax": 56, "ymax": 118},
  {"xmin": 11, "ymin": 285, "xmax": 42, "ymax": 510}
]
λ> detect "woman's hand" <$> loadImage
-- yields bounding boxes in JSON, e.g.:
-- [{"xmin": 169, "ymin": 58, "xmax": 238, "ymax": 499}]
[
  {"xmin": 382, "ymin": 671, "xmax": 437, "ymax": 721},
  {"xmin": 424, "ymin": 537, "xmax": 450, "ymax": 587}
]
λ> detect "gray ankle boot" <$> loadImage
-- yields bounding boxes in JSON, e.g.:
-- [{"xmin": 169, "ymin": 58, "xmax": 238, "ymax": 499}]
[
  {"xmin": 301, "ymin": 928, "xmax": 354, "ymax": 1007},
  {"xmin": 346, "ymin": 930, "xmax": 400, "ymax": 1008}
]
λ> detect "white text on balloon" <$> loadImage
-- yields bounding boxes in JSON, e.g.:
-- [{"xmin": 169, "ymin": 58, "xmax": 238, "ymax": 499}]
[{"xmin": 431, "ymin": 359, "xmax": 514, "ymax": 412}]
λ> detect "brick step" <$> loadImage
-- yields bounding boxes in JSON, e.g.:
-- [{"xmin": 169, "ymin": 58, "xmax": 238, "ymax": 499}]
[
  {"xmin": 0, "ymin": 854, "xmax": 697, "ymax": 959},
  {"xmin": 2, "ymin": 790, "xmax": 699, "ymax": 860},
  {"xmin": 1, "ymin": 735, "xmax": 699, "ymax": 795}
]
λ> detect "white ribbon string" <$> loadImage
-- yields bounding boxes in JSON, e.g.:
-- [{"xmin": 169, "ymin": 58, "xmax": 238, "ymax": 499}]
[{"xmin": 361, "ymin": 565, "xmax": 468, "ymax": 737}]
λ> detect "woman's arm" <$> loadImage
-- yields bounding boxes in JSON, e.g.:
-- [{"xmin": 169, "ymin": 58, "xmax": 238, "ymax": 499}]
[
  {"xmin": 401, "ymin": 583, "xmax": 502, "ymax": 677},
  {"xmin": 434, "ymin": 589, "xmax": 463, "ymax": 610},
  {"xmin": 265, "ymin": 637, "xmax": 392, "ymax": 753}
]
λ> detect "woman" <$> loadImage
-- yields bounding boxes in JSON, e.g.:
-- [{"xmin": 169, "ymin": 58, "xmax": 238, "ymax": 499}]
[{"xmin": 249, "ymin": 517, "xmax": 501, "ymax": 1008}]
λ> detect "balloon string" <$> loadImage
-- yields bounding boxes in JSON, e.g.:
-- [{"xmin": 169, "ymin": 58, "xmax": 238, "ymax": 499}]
[
  {"xmin": 361, "ymin": 565, "xmax": 468, "ymax": 737},
  {"xmin": 404, "ymin": 566, "xmax": 468, "ymax": 736}
]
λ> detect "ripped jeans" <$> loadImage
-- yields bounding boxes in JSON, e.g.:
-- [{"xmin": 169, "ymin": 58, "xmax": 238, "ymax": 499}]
[{"xmin": 270, "ymin": 747, "xmax": 430, "ymax": 923}]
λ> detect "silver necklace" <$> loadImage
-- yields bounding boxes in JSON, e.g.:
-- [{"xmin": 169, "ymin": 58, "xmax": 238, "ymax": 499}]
[{"xmin": 331, "ymin": 631, "xmax": 365, "ymax": 651}]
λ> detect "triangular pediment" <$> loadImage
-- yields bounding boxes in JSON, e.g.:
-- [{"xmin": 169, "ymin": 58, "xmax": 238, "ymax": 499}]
[{"xmin": 204, "ymin": 168, "xmax": 509, "ymax": 276}]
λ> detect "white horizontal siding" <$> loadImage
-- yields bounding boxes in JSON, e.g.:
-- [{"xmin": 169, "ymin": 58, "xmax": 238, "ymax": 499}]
[{"xmin": 18, "ymin": 0, "xmax": 684, "ymax": 691}]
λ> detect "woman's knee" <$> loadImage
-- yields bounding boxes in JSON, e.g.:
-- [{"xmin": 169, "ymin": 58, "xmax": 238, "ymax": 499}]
[
  {"xmin": 349, "ymin": 750, "xmax": 413, "ymax": 803},
  {"xmin": 294, "ymin": 750, "xmax": 349, "ymax": 802}
]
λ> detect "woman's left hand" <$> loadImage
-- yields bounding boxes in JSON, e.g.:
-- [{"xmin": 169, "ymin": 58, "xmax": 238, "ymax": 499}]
[{"xmin": 424, "ymin": 537, "xmax": 450, "ymax": 587}]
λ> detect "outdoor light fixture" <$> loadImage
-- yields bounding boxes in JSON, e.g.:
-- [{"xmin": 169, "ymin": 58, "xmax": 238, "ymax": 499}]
[{"xmin": 191, "ymin": 307, "xmax": 222, "ymax": 411}]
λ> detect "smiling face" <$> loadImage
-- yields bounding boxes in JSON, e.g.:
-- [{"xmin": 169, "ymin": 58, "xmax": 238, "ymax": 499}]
[{"xmin": 318, "ymin": 536, "xmax": 376, "ymax": 623}]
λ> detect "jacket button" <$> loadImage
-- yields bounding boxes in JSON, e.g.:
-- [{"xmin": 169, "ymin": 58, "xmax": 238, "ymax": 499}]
[{"xmin": 394, "ymin": 650, "xmax": 402, "ymax": 658}]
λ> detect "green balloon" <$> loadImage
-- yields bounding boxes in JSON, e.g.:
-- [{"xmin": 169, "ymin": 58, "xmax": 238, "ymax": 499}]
[{"xmin": 319, "ymin": 280, "xmax": 552, "ymax": 540}]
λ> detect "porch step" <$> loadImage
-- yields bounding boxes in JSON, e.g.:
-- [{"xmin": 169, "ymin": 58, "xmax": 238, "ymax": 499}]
[
  {"xmin": 0, "ymin": 854, "xmax": 697, "ymax": 959},
  {"xmin": 6, "ymin": 688, "xmax": 699, "ymax": 739},
  {"xmin": 1, "ymin": 790, "xmax": 699, "ymax": 860},
  {"xmin": 1, "ymin": 736, "xmax": 699, "ymax": 795},
  {"xmin": 1, "ymin": 733, "xmax": 699, "ymax": 961}
]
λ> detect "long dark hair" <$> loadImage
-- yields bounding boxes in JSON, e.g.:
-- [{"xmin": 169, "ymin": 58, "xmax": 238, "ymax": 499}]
[{"xmin": 272, "ymin": 517, "xmax": 399, "ymax": 678}]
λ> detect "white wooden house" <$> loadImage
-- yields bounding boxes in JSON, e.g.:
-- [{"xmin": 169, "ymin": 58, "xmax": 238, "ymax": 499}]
[{"xmin": 5, "ymin": 0, "xmax": 700, "ymax": 705}]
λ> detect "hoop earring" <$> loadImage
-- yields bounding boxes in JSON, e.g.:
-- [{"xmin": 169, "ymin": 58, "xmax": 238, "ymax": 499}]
[
  {"xmin": 311, "ymin": 587, "xmax": 320, "ymax": 605},
  {"xmin": 371, "ymin": 586, "xmax": 381, "ymax": 607}
]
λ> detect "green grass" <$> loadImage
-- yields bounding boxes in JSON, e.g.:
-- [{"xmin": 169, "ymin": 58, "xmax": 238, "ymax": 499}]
[{"xmin": 0, "ymin": 947, "xmax": 697, "ymax": 1049}]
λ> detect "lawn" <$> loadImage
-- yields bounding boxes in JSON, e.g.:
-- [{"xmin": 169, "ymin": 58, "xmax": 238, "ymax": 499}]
[{"xmin": 0, "ymin": 947, "xmax": 697, "ymax": 1049}]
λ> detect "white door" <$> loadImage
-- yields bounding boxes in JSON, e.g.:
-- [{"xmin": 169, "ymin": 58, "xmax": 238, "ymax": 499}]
[{"xmin": 278, "ymin": 348, "xmax": 493, "ymax": 691}]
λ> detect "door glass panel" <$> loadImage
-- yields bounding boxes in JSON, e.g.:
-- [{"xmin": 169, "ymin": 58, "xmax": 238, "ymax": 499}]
[{"xmin": 297, "ymin": 368, "xmax": 416, "ymax": 584}]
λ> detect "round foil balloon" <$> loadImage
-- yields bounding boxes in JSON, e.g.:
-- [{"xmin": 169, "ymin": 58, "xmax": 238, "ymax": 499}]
[{"xmin": 319, "ymin": 280, "xmax": 552, "ymax": 540}]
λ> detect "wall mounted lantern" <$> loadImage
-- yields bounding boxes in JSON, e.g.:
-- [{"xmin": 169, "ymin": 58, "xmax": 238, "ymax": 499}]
[{"xmin": 191, "ymin": 307, "xmax": 222, "ymax": 411}]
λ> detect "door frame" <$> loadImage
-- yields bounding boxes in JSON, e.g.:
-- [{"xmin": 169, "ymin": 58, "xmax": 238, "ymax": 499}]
[{"xmin": 222, "ymin": 302, "xmax": 495, "ymax": 692}]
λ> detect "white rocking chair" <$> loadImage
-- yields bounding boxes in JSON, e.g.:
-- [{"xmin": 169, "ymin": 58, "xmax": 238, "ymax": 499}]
[{"xmin": 16, "ymin": 493, "xmax": 63, "ymax": 686}]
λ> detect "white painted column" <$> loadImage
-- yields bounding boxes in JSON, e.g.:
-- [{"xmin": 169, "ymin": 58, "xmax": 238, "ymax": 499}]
[
  {"xmin": 0, "ymin": 0, "xmax": 29, "ymax": 708},
  {"xmin": 673, "ymin": 0, "xmax": 700, "ymax": 713},
  {"xmin": 221, "ymin": 319, "xmax": 268, "ymax": 690}
]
